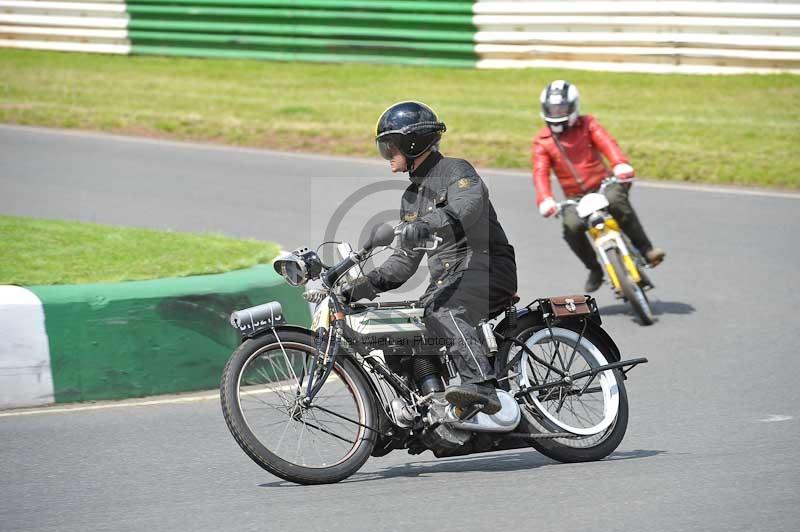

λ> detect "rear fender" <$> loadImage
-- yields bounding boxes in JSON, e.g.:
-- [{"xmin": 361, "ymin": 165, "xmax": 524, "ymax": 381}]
[{"xmin": 494, "ymin": 303, "xmax": 621, "ymax": 363}]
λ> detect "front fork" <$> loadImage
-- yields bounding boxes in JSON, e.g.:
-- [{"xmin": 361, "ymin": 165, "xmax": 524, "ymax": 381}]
[{"xmin": 592, "ymin": 233, "xmax": 641, "ymax": 291}]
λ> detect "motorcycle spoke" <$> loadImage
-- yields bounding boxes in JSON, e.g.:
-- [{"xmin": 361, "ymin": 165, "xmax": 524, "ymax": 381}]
[
  {"xmin": 255, "ymin": 361, "xmax": 293, "ymax": 406},
  {"xmin": 266, "ymin": 355, "xmax": 296, "ymax": 394},
  {"xmin": 294, "ymin": 409, "xmax": 309, "ymax": 464},
  {"xmin": 275, "ymin": 339, "xmax": 301, "ymax": 389},
  {"xmin": 513, "ymin": 326, "xmax": 620, "ymax": 439},
  {"xmin": 236, "ymin": 343, "xmax": 367, "ymax": 470},
  {"xmin": 311, "ymin": 410, "xmax": 360, "ymax": 438},
  {"xmin": 240, "ymin": 394, "xmax": 289, "ymax": 416},
  {"xmin": 300, "ymin": 410, "xmax": 333, "ymax": 465},
  {"xmin": 306, "ymin": 409, "xmax": 357, "ymax": 446},
  {"xmin": 274, "ymin": 414, "xmax": 297, "ymax": 455},
  {"xmin": 576, "ymin": 399, "xmax": 602, "ymax": 423}
]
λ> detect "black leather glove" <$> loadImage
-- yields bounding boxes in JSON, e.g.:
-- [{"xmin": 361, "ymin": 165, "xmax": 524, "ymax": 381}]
[
  {"xmin": 341, "ymin": 276, "xmax": 378, "ymax": 302},
  {"xmin": 400, "ymin": 221, "xmax": 432, "ymax": 250}
]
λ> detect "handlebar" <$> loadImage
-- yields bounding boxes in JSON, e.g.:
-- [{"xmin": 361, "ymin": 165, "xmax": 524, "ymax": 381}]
[
  {"xmin": 553, "ymin": 176, "xmax": 635, "ymax": 217},
  {"xmin": 320, "ymin": 223, "xmax": 443, "ymax": 288},
  {"xmin": 321, "ymin": 251, "xmax": 363, "ymax": 287},
  {"xmin": 392, "ymin": 223, "xmax": 443, "ymax": 252}
]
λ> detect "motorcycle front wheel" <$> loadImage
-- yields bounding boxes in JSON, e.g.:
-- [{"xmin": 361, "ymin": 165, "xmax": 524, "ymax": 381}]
[
  {"xmin": 499, "ymin": 315, "xmax": 629, "ymax": 463},
  {"xmin": 608, "ymin": 248, "xmax": 655, "ymax": 326},
  {"xmin": 220, "ymin": 330, "xmax": 377, "ymax": 485}
]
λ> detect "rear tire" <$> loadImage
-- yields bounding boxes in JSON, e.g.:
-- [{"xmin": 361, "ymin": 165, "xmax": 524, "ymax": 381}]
[
  {"xmin": 220, "ymin": 331, "xmax": 377, "ymax": 485},
  {"xmin": 498, "ymin": 314, "xmax": 629, "ymax": 463},
  {"xmin": 608, "ymin": 248, "xmax": 654, "ymax": 326}
]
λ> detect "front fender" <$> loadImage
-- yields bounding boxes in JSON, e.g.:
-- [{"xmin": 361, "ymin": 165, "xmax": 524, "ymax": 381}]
[{"xmin": 239, "ymin": 323, "xmax": 315, "ymax": 343}]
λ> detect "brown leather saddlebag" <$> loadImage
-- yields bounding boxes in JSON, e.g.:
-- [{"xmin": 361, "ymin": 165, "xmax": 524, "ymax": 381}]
[{"xmin": 549, "ymin": 295, "xmax": 592, "ymax": 318}]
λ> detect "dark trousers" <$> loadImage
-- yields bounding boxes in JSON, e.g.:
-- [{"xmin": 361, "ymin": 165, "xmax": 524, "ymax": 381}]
[
  {"xmin": 422, "ymin": 262, "xmax": 516, "ymax": 385},
  {"xmin": 562, "ymin": 183, "xmax": 653, "ymax": 272}
]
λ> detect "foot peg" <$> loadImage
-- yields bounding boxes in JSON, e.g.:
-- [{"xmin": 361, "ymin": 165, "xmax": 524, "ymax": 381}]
[
  {"xmin": 453, "ymin": 404, "xmax": 483, "ymax": 421},
  {"xmin": 444, "ymin": 384, "xmax": 502, "ymax": 415},
  {"xmin": 445, "ymin": 389, "xmax": 522, "ymax": 433}
]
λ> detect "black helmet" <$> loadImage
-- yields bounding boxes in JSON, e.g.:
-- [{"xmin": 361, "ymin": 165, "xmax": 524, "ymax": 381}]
[
  {"xmin": 375, "ymin": 101, "xmax": 446, "ymax": 167},
  {"xmin": 540, "ymin": 80, "xmax": 580, "ymax": 134}
]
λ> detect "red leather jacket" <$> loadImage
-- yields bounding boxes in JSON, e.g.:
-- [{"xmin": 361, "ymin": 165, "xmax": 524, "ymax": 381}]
[{"xmin": 532, "ymin": 115, "xmax": 628, "ymax": 204}]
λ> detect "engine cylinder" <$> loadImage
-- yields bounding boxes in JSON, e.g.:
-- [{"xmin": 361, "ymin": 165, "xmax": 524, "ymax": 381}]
[{"xmin": 414, "ymin": 356, "xmax": 444, "ymax": 395}]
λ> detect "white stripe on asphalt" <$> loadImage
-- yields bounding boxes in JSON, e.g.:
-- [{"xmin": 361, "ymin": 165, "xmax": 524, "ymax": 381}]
[
  {"xmin": 0, "ymin": 378, "xmax": 339, "ymax": 417},
  {"xmin": 758, "ymin": 414, "xmax": 793, "ymax": 422},
  {"xmin": 1, "ymin": 124, "xmax": 797, "ymax": 200},
  {"xmin": 0, "ymin": 391, "xmax": 221, "ymax": 417}
]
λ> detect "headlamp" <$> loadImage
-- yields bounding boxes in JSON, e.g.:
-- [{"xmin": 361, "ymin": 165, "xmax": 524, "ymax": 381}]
[{"xmin": 273, "ymin": 248, "xmax": 323, "ymax": 286}]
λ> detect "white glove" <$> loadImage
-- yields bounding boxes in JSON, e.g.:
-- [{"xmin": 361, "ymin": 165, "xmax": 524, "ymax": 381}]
[
  {"xmin": 613, "ymin": 163, "xmax": 635, "ymax": 181},
  {"xmin": 538, "ymin": 197, "xmax": 558, "ymax": 218}
]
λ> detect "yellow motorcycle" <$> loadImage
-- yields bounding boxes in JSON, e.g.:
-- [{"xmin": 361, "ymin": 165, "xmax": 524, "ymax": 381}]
[{"xmin": 559, "ymin": 177, "xmax": 655, "ymax": 325}]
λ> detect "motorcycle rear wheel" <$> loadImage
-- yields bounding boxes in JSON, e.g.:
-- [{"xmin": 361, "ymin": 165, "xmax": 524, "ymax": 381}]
[
  {"xmin": 608, "ymin": 248, "xmax": 655, "ymax": 326},
  {"xmin": 220, "ymin": 330, "xmax": 377, "ymax": 485},
  {"xmin": 499, "ymin": 315, "xmax": 629, "ymax": 463}
]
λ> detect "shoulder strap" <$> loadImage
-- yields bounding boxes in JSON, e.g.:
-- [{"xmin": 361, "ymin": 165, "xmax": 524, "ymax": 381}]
[{"xmin": 551, "ymin": 132, "xmax": 588, "ymax": 195}]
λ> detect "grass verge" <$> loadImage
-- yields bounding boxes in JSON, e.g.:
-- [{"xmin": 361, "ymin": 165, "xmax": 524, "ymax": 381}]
[
  {"xmin": 0, "ymin": 215, "xmax": 280, "ymax": 285},
  {"xmin": 1, "ymin": 49, "xmax": 799, "ymax": 188}
]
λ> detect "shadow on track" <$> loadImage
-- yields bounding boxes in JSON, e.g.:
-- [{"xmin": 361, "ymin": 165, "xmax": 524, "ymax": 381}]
[
  {"xmin": 600, "ymin": 300, "xmax": 695, "ymax": 321},
  {"xmin": 258, "ymin": 449, "xmax": 666, "ymax": 487}
]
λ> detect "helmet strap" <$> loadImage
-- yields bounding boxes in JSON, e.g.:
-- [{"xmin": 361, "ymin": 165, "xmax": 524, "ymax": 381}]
[{"xmin": 404, "ymin": 155, "xmax": 415, "ymax": 173}]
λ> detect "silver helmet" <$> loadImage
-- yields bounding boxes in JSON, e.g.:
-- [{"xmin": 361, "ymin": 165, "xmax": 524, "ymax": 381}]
[{"xmin": 540, "ymin": 80, "xmax": 580, "ymax": 134}]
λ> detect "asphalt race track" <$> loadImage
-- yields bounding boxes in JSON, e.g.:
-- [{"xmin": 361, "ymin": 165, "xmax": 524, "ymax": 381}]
[{"xmin": 2, "ymin": 125, "xmax": 799, "ymax": 532}]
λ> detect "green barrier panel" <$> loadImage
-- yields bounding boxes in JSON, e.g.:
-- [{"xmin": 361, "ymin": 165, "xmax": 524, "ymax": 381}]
[
  {"xmin": 130, "ymin": 31, "xmax": 474, "ymax": 54},
  {"xmin": 133, "ymin": 44, "xmax": 477, "ymax": 67},
  {"xmin": 28, "ymin": 265, "xmax": 310, "ymax": 403},
  {"xmin": 128, "ymin": 0, "xmax": 478, "ymax": 67},
  {"xmin": 129, "ymin": 0, "xmax": 475, "ymax": 14},
  {"xmin": 127, "ymin": 21, "xmax": 474, "ymax": 43}
]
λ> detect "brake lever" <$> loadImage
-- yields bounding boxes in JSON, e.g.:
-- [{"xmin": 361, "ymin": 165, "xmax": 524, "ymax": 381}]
[{"xmin": 412, "ymin": 235, "xmax": 443, "ymax": 252}]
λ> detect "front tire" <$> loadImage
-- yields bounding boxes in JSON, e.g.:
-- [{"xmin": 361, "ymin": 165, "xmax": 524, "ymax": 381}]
[
  {"xmin": 220, "ymin": 331, "xmax": 377, "ymax": 485},
  {"xmin": 608, "ymin": 248, "xmax": 654, "ymax": 326}
]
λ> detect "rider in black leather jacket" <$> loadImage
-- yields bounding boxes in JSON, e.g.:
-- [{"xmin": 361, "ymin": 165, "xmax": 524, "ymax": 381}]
[{"xmin": 344, "ymin": 101, "xmax": 518, "ymax": 415}]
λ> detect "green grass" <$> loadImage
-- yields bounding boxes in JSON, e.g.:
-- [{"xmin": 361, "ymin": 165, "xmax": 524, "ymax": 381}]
[
  {"xmin": 1, "ymin": 49, "xmax": 799, "ymax": 188},
  {"xmin": 0, "ymin": 215, "xmax": 280, "ymax": 285}
]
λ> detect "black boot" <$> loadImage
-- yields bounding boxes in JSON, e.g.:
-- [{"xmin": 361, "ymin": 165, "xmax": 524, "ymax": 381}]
[
  {"xmin": 445, "ymin": 382, "xmax": 502, "ymax": 415},
  {"xmin": 584, "ymin": 268, "xmax": 604, "ymax": 293}
]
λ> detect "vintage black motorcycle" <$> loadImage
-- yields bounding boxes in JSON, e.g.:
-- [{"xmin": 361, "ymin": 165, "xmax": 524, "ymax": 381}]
[{"xmin": 220, "ymin": 224, "xmax": 647, "ymax": 485}]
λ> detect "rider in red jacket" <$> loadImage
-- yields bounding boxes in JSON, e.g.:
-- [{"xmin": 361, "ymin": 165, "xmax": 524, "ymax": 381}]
[{"xmin": 532, "ymin": 80, "xmax": 665, "ymax": 292}]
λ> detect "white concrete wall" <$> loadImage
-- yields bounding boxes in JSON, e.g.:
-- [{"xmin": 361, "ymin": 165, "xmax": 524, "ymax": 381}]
[
  {"xmin": 0, "ymin": 0, "xmax": 130, "ymax": 54},
  {"xmin": 474, "ymin": 1, "xmax": 800, "ymax": 74},
  {"xmin": 0, "ymin": 286, "xmax": 54, "ymax": 409}
]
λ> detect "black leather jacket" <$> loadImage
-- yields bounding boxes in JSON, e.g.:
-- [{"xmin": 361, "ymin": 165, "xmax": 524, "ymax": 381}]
[{"xmin": 367, "ymin": 152, "xmax": 517, "ymax": 304}]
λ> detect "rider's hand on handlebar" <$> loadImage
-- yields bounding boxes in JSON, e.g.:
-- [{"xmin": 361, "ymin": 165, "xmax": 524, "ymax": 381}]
[
  {"xmin": 341, "ymin": 277, "xmax": 378, "ymax": 302},
  {"xmin": 400, "ymin": 221, "xmax": 432, "ymax": 249},
  {"xmin": 613, "ymin": 163, "xmax": 635, "ymax": 182},
  {"xmin": 538, "ymin": 197, "xmax": 558, "ymax": 218}
]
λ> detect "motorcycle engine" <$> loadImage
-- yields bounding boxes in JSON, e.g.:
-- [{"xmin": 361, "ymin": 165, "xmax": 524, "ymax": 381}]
[{"xmin": 421, "ymin": 397, "xmax": 471, "ymax": 455}]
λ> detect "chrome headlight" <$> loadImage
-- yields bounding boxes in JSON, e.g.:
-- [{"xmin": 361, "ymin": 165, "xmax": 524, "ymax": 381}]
[
  {"xmin": 588, "ymin": 212, "xmax": 606, "ymax": 230},
  {"xmin": 273, "ymin": 248, "xmax": 323, "ymax": 286}
]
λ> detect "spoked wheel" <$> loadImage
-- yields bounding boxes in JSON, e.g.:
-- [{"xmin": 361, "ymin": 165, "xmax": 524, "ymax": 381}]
[
  {"xmin": 608, "ymin": 248, "xmax": 655, "ymax": 326},
  {"xmin": 500, "ymin": 316, "xmax": 629, "ymax": 462},
  {"xmin": 220, "ymin": 330, "xmax": 377, "ymax": 485}
]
